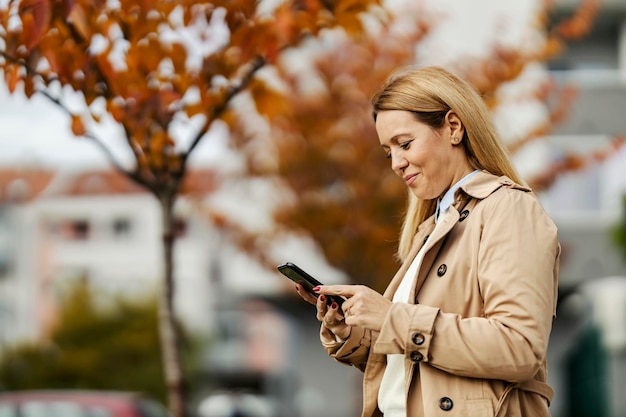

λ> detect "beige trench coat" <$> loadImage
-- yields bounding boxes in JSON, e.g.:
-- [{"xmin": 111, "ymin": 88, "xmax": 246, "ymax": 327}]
[{"xmin": 322, "ymin": 171, "xmax": 560, "ymax": 417}]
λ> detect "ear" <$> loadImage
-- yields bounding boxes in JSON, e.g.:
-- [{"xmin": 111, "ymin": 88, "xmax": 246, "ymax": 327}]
[{"xmin": 445, "ymin": 110, "xmax": 465, "ymax": 145}]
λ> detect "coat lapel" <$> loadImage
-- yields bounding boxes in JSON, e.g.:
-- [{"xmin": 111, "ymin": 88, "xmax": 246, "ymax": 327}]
[
  {"xmin": 409, "ymin": 206, "xmax": 460, "ymax": 301},
  {"xmin": 382, "ymin": 207, "xmax": 461, "ymax": 303},
  {"xmin": 383, "ymin": 171, "xmax": 515, "ymax": 304},
  {"xmin": 382, "ymin": 216, "xmax": 436, "ymax": 300}
]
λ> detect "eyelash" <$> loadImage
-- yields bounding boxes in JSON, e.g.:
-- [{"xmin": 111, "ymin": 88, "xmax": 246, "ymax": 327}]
[{"xmin": 386, "ymin": 141, "xmax": 412, "ymax": 159}]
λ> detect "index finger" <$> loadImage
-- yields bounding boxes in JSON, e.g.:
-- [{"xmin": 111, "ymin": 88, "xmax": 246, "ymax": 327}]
[{"xmin": 314, "ymin": 285, "xmax": 356, "ymax": 297}]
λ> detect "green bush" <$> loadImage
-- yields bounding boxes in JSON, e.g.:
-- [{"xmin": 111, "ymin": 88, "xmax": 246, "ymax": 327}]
[
  {"xmin": 0, "ymin": 282, "xmax": 166, "ymax": 402},
  {"xmin": 612, "ymin": 194, "xmax": 626, "ymax": 260}
]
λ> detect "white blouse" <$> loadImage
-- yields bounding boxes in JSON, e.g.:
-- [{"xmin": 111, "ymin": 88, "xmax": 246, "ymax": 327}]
[{"xmin": 377, "ymin": 170, "xmax": 478, "ymax": 417}]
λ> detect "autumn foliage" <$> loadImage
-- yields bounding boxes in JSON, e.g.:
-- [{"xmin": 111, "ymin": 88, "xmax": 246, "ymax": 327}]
[
  {"xmin": 0, "ymin": 1, "xmax": 383, "ymax": 416},
  {"xmin": 230, "ymin": 0, "xmax": 608, "ymax": 291},
  {"xmin": 0, "ymin": 0, "xmax": 617, "ymax": 414}
]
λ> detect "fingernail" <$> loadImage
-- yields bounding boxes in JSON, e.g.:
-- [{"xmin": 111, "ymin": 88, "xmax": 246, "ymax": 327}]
[
  {"xmin": 319, "ymin": 295, "xmax": 326, "ymax": 302},
  {"xmin": 331, "ymin": 302, "xmax": 338, "ymax": 309},
  {"xmin": 312, "ymin": 286, "xmax": 320, "ymax": 292}
]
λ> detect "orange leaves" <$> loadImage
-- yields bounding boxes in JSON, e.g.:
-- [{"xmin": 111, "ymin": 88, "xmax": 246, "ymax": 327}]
[
  {"xmin": 272, "ymin": 4, "xmax": 299, "ymax": 50},
  {"xmin": 106, "ymin": 98, "xmax": 126, "ymax": 122},
  {"xmin": 224, "ymin": 0, "xmax": 381, "ymax": 66},
  {"xmin": 506, "ymin": 83, "xmax": 579, "ymax": 155},
  {"xmin": 67, "ymin": 3, "xmax": 90, "ymax": 41},
  {"xmin": 5, "ymin": 64, "xmax": 22, "ymax": 93},
  {"xmin": 169, "ymin": 43, "xmax": 187, "ymax": 76},
  {"xmin": 528, "ymin": 136, "xmax": 626, "ymax": 192},
  {"xmin": 70, "ymin": 114, "xmax": 86, "ymax": 136},
  {"xmin": 549, "ymin": 84, "xmax": 578, "ymax": 125},
  {"xmin": 332, "ymin": 0, "xmax": 372, "ymax": 35},
  {"xmin": 23, "ymin": 76, "xmax": 36, "ymax": 97},
  {"xmin": 554, "ymin": 0, "xmax": 600, "ymax": 40},
  {"xmin": 249, "ymin": 78, "xmax": 291, "ymax": 121},
  {"xmin": 539, "ymin": 0, "xmax": 600, "ymax": 61},
  {"xmin": 146, "ymin": 130, "xmax": 175, "ymax": 171},
  {"xmin": 18, "ymin": 0, "xmax": 51, "ymax": 50}
]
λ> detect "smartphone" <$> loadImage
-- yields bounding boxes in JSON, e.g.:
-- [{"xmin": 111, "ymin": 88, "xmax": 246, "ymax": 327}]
[{"xmin": 277, "ymin": 262, "xmax": 344, "ymax": 308}]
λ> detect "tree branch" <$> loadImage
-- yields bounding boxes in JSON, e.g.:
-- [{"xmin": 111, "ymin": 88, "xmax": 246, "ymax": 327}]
[
  {"xmin": 1, "ymin": 51, "xmax": 155, "ymax": 189},
  {"xmin": 181, "ymin": 55, "xmax": 267, "ymax": 165},
  {"xmin": 37, "ymin": 89, "xmax": 151, "ymax": 190}
]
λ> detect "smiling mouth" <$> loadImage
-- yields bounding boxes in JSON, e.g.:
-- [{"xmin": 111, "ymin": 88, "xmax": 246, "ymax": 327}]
[{"xmin": 404, "ymin": 174, "xmax": 417, "ymax": 186}]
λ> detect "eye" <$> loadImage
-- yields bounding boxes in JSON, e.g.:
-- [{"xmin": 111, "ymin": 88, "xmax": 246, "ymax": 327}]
[{"xmin": 400, "ymin": 140, "xmax": 412, "ymax": 150}]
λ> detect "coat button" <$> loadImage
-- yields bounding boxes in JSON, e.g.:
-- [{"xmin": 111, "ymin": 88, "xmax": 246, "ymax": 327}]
[
  {"xmin": 459, "ymin": 210, "xmax": 469, "ymax": 221},
  {"xmin": 411, "ymin": 332, "xmax": 425, "ymax": 345},
  {"xmin": 439, "ymin": 397, "xmax": 453, "ymax": 411},
  {"xmin": 437, "ymin": 264, "xmax": 447, "ymax": 276},
  {"xmin": 409, "ymin": 351, "xmax": 423, "ymax": 362}
]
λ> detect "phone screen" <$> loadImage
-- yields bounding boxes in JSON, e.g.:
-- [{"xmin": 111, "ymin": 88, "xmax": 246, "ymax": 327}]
[{"xmin": 277, "ymin": 262, "xmax": 344, "ymax": 308}]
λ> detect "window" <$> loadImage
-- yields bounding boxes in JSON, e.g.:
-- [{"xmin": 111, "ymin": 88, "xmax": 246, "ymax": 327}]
[
  {"xmin": 112, "ymin": 217, "xmax": 132, "ymax": 239},
  {"xmin": 57, "ymin": 219, "xmax": 90, "ymax": 240}
]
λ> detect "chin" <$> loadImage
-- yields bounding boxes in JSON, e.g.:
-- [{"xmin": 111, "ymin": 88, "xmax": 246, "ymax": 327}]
[{"xmin": 410, "ymin": 188, "xmax": 438, "ymax": 201}]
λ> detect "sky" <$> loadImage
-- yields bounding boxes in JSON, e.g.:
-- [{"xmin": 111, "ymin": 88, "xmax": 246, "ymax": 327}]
[{"xmin": 0, "ymin": 0, "xmax": 544, "ymax": 171}]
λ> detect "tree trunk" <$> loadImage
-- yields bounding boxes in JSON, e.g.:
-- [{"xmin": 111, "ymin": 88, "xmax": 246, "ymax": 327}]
[{"xmin": 158, "ymin": 194, "xmax": 187, "ymax": 417}]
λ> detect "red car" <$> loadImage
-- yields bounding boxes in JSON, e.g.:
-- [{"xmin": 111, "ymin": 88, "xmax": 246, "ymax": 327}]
[{"xmin": 0, "ymin": 390, "xmax": 171, "ymax": 417}]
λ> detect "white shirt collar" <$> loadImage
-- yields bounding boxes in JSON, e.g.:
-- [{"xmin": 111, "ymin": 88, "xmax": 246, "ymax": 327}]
[{"xmin": 436, "ymin": 170, "xmax": 479, "ymax": 223}]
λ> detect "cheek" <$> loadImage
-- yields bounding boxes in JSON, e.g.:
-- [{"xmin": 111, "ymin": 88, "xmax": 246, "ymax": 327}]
[{"xmin": 408, "ymin": 148, "xmax": 433, "ymax": 169}]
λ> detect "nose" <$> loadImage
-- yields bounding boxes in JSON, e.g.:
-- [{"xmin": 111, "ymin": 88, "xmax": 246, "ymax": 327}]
[{"xmin": 390, "ymin": 149, "xmax": 408, "ymax": 174}]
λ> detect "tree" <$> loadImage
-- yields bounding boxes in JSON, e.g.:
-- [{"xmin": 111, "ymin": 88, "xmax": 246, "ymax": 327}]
[
  {"xmin": 0, "ymin": 282, "xmax": 167, "ymax": 402},
  {"xmin": 0, "ymin": 1, "xmax": 382, "ymax": 416},
  {"xmin": 243, "ymin": 0, "xmax": 616, "ymax": 291}
]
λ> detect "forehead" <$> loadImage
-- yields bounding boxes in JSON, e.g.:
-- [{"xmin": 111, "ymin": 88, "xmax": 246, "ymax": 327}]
[{"xmin": 376, "ymin": 110, "xmax": 433, "ymax": 143}]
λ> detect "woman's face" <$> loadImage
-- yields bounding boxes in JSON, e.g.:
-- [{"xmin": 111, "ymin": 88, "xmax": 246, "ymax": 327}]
[{"xmin": 376, "ymin": 110, "xmax": 472, "ymax": 201}]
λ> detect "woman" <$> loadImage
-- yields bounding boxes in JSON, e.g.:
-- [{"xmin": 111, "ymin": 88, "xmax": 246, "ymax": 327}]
[{"xmin": 296, "ymin": 66, "xmax": 560, "ymax": 417}]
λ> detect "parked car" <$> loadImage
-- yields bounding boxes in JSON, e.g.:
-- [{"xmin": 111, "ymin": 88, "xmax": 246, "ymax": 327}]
[{"xmin": 0, "ymin": 390, "xmax": 171, "ymax": 417}]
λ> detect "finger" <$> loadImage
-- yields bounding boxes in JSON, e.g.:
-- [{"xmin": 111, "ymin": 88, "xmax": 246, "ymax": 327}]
[
  {"xmin": 316, "ymin": 295, "xmax": 329, "ymax": 322},
  {"xmin": 295, "ymin": 284, "xmax": 318, "ymax": 305},
  {"xmin": 323, "ymin": 302, "xmax": 344, "ymax": 325},
  {"xmin": 321, "ymin": 318, "xmax": 351, "ymax": 341},
  {"xmin": 317, "ymin": 294, "xmax": 330, "ymax": 309},
  {"xmin": 313, "ymin": 285, "xmax": 357, "ymax": 298}
]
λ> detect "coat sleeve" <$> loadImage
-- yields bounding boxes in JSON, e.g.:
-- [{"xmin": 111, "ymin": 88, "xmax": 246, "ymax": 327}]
[
  {"xmin": 321, "ymin": 324, "xmax": 377, "ymax": 372},
  {"xmin": 374, "ymin": 189, "xmax": 560, "ymax": 382}
]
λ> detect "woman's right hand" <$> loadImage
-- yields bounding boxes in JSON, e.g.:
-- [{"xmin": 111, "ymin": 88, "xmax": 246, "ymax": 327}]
[{"xmin": 295, "ymin": 284, "xmax": 351, "ymax": 340}]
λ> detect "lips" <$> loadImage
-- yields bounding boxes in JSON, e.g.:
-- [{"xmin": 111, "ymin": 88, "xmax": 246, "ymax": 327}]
[{"xmin": 404, "ymin": 173, "xmax": 417, "ymax": 186}]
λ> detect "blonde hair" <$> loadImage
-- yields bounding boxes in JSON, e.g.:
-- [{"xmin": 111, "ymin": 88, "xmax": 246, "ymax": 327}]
[{"xmin": 371, "ymin": 66, "xmax": 523, "ymax": 261}]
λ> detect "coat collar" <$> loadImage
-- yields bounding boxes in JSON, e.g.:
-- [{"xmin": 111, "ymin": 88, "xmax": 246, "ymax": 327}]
[
  {"xmin": 385, "ymin": 171, "xmax": 530, "ymax": 301},
  {"xmin": 413, "ymin": 171, "xmax": 530, "ymax": 250},
  {"xmin": 458, "ymin": 170, "xmax": 530, "ymax": 200}
]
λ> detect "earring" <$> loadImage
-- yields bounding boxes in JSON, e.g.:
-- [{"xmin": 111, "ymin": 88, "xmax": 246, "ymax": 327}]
[{"xmin": 452, "ymin": 137, "xmax": 461, "ymax": 144}]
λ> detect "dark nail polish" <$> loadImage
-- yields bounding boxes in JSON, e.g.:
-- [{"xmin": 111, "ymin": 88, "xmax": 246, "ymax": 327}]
[
  {"xmin": 331, "ymin": 302, "xmax": 338, "ymax": 309},
  {"xmin": 312, "ymin": 286, "xmax": 320, "ymax": 292},
  {"xmin": 319, "ymin": 295, "xmax": 326, "ymax": 302}
]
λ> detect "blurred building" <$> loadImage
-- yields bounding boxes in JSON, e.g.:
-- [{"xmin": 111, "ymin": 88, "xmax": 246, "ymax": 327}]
[
  {"xmin": 0, "ymin": 166, "xmax": 356, "ymax": 417},
  {"xmin": 0, "ymin": 169, "xmax": 55, "ymax": 350},
  {"xmin": 2, "ymin": 2, "xmax": 626, "ymax": 417},
  {"xmin": 543, "ymin": 1, "xmax": 626, "ymax": 417},
  {"xmin": 0, "ymin": 168, "xmax": 221, "ymax": 352}
]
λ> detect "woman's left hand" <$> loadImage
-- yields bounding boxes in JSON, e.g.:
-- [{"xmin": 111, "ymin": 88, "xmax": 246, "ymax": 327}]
[{"xmin": 314, "ymin": 285, "xmax": 392, "ymax": 332}]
